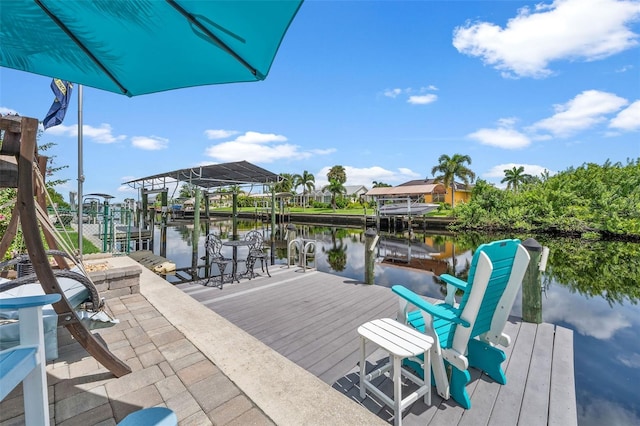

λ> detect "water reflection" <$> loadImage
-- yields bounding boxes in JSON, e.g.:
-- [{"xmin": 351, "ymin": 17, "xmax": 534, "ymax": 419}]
[
  {"xmin": 322, "ymin": 228, "xmax": 348, "ymax": 272},
  {"xmin": 152, "ymin": 220, "xmax": 640, "ymax": 425}
]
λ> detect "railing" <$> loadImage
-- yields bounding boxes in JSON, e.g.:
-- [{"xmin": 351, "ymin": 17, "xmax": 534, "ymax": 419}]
[{"xmin": 48, "ymin": 206, "xmax": 136, "ymax": 255}]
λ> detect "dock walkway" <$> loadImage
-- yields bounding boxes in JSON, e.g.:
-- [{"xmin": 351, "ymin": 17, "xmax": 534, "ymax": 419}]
[
  {"xmin": 177, "ymin": 265, "xmax": 577, "ymax": 425},
  {"xmin": 0, "ymin": 257, "xmax": 576, "ymax": 425}
]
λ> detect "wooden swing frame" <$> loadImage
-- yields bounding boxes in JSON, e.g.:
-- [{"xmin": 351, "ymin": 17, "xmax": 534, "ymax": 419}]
[{"xmin": 0, "ymin": 115, "xmax": 130, "ymax": 377}]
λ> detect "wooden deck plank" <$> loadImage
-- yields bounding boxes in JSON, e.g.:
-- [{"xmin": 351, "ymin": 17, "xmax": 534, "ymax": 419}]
[
  {"xmin": 215, "ymin": 276, "xmax": 334, "ymax": 329},
  {"xmin": 303, "ymin": 297, "xmax": 397, "ymax": 382},
  {"xmin": 519, "ymin": 323, "xmax": 555, "ymax": 426},
  {"xmin": 229, "ymin": 287, "xmax": 352, "ymax": 335},
  {"xmin": 313, "ymin": 305, "xmax": 397, "ymax": 383},
  {"xmin": 490, "ymin": 322, "xmax": 538, "ymax": 425},
  {"xmin": 457, "ymin": 320, "xmax": 522, "ymax": 426},
  {"xmin": 241, "ymin": 277, "xmax": 361, "ymax": 335},
  {"xmin": 248, "ymin": 287, "xmax": 360, "ymax": 339},
  {"xmin": 176, "ymin": 267, "xmax": 575, "ymax": 425},
  {"xmin": 276, "ymin": 289, "xmax": 391, "ymax": 358},
  {"xmin": 549, "ymin": 326, "xmax": 578, "ymax": 426}
]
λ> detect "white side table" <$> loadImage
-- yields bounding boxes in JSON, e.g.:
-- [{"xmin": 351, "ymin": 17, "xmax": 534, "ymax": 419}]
[{"xmin": 358, "ymin": 318, "xmax": 433, "ymax": 426}]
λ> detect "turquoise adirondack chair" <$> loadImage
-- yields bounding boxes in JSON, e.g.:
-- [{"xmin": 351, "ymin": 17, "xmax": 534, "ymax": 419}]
[
  {"xmin": 392, "ymin": 239, "xmax": 530, "ymax": 409},
  {"xmin": 0, "ymin": 294, "xmax": 61, "ymax": 426}
]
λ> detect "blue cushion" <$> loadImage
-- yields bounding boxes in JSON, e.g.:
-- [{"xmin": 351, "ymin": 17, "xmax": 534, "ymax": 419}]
[
  {"xmin": 118, "ymin": 407, "xmax": 177, "ymax": 426},
  {"xmin": 0, "ymin": 268, "xmax": 90, "ymax": 360}
]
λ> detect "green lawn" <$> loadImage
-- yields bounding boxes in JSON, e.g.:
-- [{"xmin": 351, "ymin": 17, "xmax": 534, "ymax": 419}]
[{"xmin": 60, "ymin": 232, "xmax": 100, "ymax": 255}]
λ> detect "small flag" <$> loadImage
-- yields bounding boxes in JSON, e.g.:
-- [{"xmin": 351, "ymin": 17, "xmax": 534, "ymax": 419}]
[{"xmin": 43, "ymin": 78, "xmax": 72, "ymax": 129}]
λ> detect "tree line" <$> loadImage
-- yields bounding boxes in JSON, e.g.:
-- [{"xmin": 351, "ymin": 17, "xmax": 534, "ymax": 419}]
[{"xmin": 452, "ymin": 158, "xmax": 640, "ymax": 240}]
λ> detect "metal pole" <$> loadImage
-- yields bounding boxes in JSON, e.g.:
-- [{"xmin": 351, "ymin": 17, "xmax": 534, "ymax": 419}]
[
  {"xmin": 232, "ymin": 191, "xmax": 238, "ymax": 240},
  {"xmin": 77, "ymin": 84, "xmax": 84, "ymax": 260},
  {"xmin": 102, "ymin": 201, "xmax": 108, "ymax": 252},
  {"xmin": 271, "ymin": 188, "xmax": 276, "ymax": 243},
  {"xmin": 286, "ymin": 223, "xmax": 297, "ymax": 267},
  {"xmin": 193, "ymin": 187, "xmax": 201, "ymax": 277}
]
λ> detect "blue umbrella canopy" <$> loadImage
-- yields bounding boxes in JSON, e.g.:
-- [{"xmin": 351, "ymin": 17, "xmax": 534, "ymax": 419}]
[{"xmin": 1, "ymin": 0, "xmax": 303, "ymax": 96}]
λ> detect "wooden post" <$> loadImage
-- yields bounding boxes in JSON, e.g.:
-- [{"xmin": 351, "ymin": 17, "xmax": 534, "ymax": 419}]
[
  {"xmin": 522, "ymin": 238, "xmax": 543, "ymax": 324},
  {"xmin": 35, "ymin": 156, "xmax": 69, "ymax": 268},
  {"xmin": 203, "ymin": 191, "xmax": 210, "ymax": 220},
  {"xmin": 364, "ymin": 228, "xmax": 378, "ymax": 284}
]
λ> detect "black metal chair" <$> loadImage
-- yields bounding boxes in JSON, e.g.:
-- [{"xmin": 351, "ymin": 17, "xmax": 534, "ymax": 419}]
[
  {"xmin": 203, "ymin": 234, "xmax": 233, "ymax": 288},
  {"xmin": 244, "ymin": 230, "xmax": 270, "ymax": 279}
]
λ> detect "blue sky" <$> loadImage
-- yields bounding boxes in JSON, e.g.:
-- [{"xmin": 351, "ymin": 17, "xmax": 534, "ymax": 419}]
[{"xmin": 2, "ymin": 0, "xmax": 639, "ymax": 203}]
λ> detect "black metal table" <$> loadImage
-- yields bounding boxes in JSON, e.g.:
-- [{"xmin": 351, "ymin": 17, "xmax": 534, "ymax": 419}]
[{"xmin": 222, "ymin": 239, "xmax": 252, "ymax": 282}]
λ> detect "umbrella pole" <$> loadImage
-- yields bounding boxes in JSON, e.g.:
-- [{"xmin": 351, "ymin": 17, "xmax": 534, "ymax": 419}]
[{"xmin": 77, "ymin": 84, "xmax": 84, "ymax": 260}]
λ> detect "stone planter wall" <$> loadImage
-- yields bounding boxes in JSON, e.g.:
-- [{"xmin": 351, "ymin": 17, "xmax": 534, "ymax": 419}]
[{"xmin": 88, "ymin": 265, "xmax": 142, "ymax": 300}]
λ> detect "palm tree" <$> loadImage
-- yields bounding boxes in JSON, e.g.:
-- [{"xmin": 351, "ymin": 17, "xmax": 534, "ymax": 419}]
[
  {"xmin": 179, "ymin": 182, "xmax": 198, "ymax": 198},
  {"xmin": 323, "ymin": 179, "xmax": 346, "ymax": 211},
  {"xmin": 327, "ymin": 165, "xmax": 347, "ymax": 184},
  {"xmin": 274, "ymin": 173, "xmax": 294, "ymax": 194},
  {"xmin": 431, "ymin": 153, "xmax": 476, "ymax": 208},
  {"xmin": 372, "ymin": 181, "xmax": 392, "ymax": 188},
  {"xmin": 501, "ymin": 166, "xmax": 530, "ymax": 191},
  {"xmin": 293, "ymin": 170, "xmax": 315, "ymax": 208},
  {"xmin": 227, "ymin": 184, "xmax": 242, "ymax": 194}
]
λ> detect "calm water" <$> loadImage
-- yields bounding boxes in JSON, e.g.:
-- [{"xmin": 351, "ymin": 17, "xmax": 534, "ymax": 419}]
[{"xmin": 150, "ymin": 219, "xmax": 640, "ymax": 426}]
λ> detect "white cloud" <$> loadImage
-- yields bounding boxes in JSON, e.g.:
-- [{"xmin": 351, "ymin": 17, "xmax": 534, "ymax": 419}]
[
  {"xmin": 609, "ymin": 99, "xmax": 640, "ymax": 131},
  {"xmin": 531, "ymin": 90, "xmax": 628, "ymax": 136},
  {"xmin": 44, "ymin": 124, "xmax": 75, "ymax": 136},
  {"xmin": 453, "ymin": 0, "xmax": 640, "ymax": 78},
  {"xmin": 311, "ymin": 148, "xmax": 337, "ymax": 155},
  {"xmin": 579, "ymin": 396, "xmax": 640, "ymax": 426},
  {"xmin": 398, "ymin": 167, "xmax": 421, "ymax": 177},
  {"xmin": 204, "ymin": 129, "xmax": 239, "ymax": 139},
  {"xmin": 468, "ymin": 125, "xmax": 531, "ymax": 149},
  {"xmin": 131, "ymin": 135, "xmax": 168, "ymax": 150},
  {"xmin": 45, "ymin": 123, "xmax": 127, "ymax": 144},
  {"xmin": 0, "ymin": 106, "xmax": 18, "ymax": 115},
  {"xmin": 84, "ymin": 124, "xmax": 127, "ymax": 144},
  {"xmin": 235, "ymin": 131, "xmax": 287, "ymax": 144},
  {"xmin": 618, "ymin": 352, "xmax": 640, "ymax": 369},
  {"xmin": 383, "ymin": 88, "xmax": 403, "ymax": 98},
  {"xmin": 544, "ymin": 284, "xmax": 633, "ymax": 340},
  {"xmin": 206, "ymin": 141, "xmax": 305, "ymax": 163},
  {"xmin": 408, "ymin": 94, "xmax": 438, "ymax": 105},
  {"xmin": 116, "ymin": 185, "xmax": 137, "ymax": 193},
  {"xmin": 382, "ymin": 86, "xmax": 439, "ymax": 105},
  {"xmin": 205, "ymin": 131, "xmax": 330, "ymax": 163},
  {"xmin": 616, "ymin": 64, "xmax": 634, "ymax": 72},
  {"xmin": 484, "ymin": 163, "xmax": 553, "ymax": 179},
  {"xmin": 314, "ymin": 165, "xmax": 421, "ymax": 188},
  {"xmin": 497, "ymin": 117, "xmax": 518, "ymax": 127}
]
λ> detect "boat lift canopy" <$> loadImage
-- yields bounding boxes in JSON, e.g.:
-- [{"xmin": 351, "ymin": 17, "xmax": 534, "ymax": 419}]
[{"xmin": 124, "ymin": 160, "xmax": 280, "ymax": 192}]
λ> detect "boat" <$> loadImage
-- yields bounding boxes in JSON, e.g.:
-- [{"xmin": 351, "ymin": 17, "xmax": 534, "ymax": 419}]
[{"xmin": 378, "ymin": 202, "xmax": 439, "ymax": 216}]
